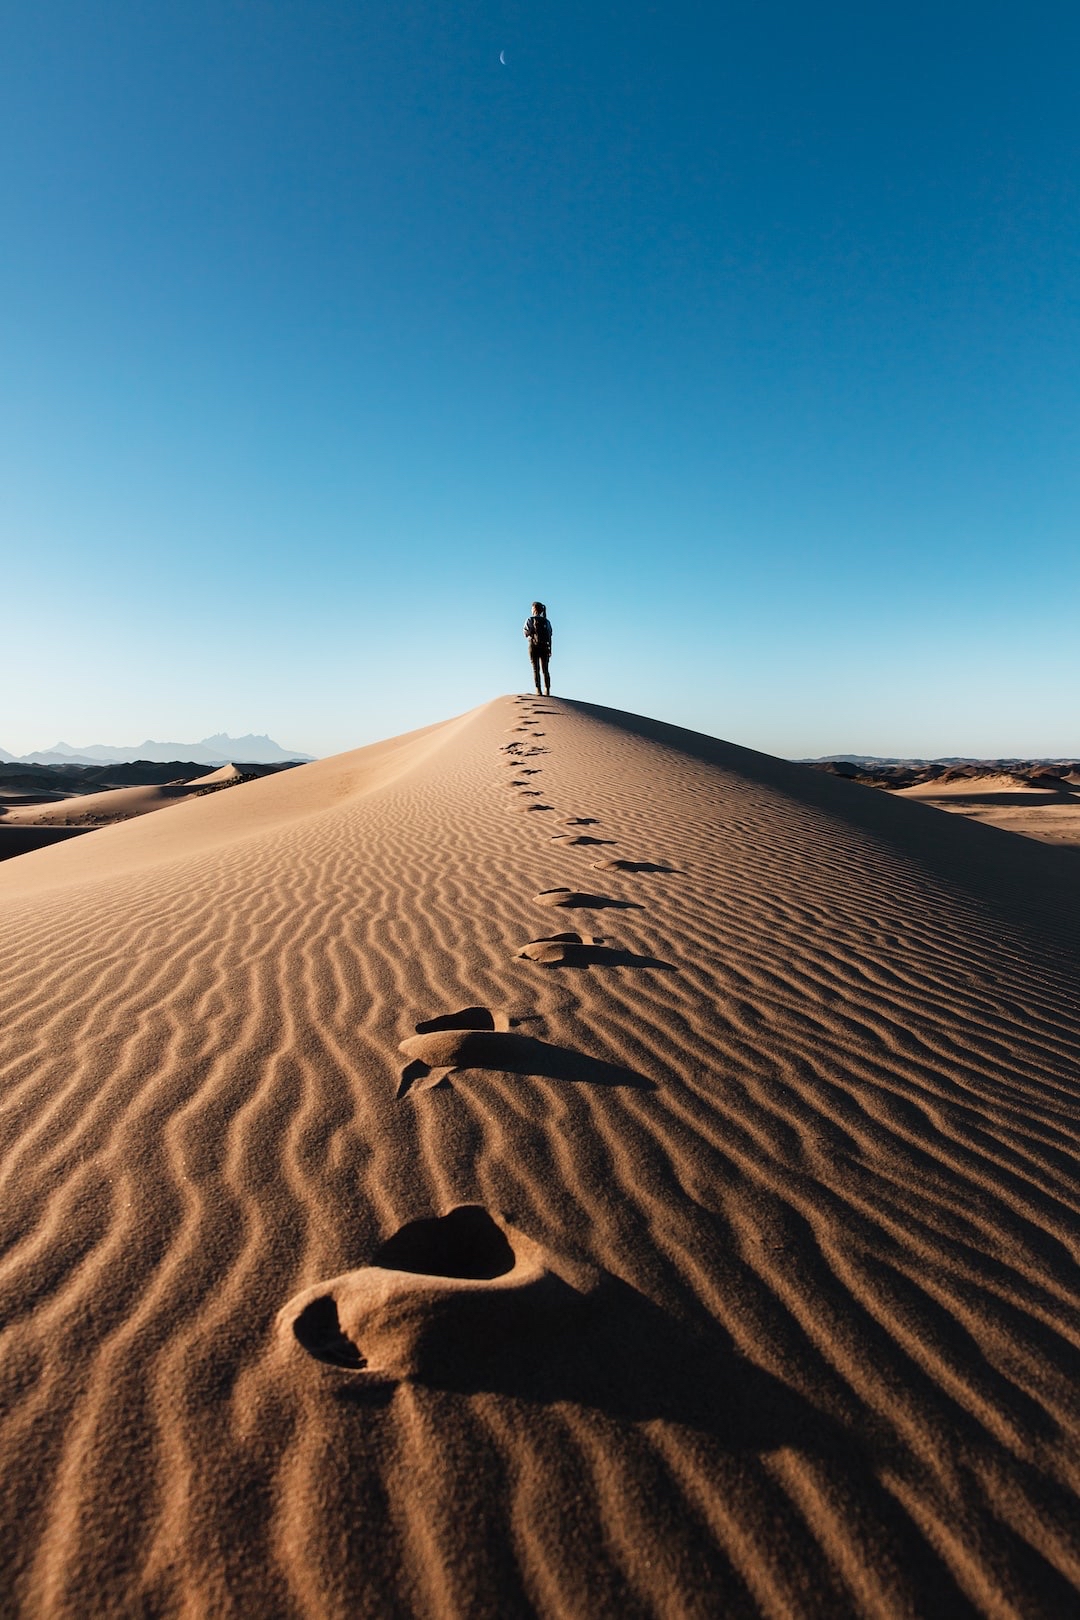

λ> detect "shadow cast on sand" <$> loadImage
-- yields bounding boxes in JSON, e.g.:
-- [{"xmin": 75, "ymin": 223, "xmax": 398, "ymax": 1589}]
[
  {"xmin": 397, "ymin": 1029, "xmax": 654, "ymax": 1097},
  {"xmin": 534, "ymin": 888, "xmax": 642, "ymax": 911},
  {"xmin": 332, "ymin": 1268, "xmax": 843, "ymax": 1455},
  {"xmin": 592, "ymin": 859, "xmax": 679, "ymax": 874},
  {"xmin": 558, "ymin": 697, "xmax": 1080, "ymax": 959},
  {"xmin": 517, "ymin": 938, "xmax": 677, "ymax": 970},
  {"xmin": 414, "ymin": 1007, "xmax": 510, "ymax": 1035},
  {"xmin": 284, "ymin": 1207, "xmax": 856, "ymax": 1461}
]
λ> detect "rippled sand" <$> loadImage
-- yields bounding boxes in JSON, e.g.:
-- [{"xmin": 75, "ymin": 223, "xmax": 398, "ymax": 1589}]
[{"xmin": 1, "ymin": 696, "xmax": 1078, "ymax": 1617}]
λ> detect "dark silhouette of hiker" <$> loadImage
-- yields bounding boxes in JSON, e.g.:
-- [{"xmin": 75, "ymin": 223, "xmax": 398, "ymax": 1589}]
[{"xmin": 523, "ymin": 601, "xmax": 552, "ymax": 695}]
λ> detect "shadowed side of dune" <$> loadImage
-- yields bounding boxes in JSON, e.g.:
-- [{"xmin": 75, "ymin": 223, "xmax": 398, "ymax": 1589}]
[
  {"xmin": 0, "ymin": 826, "xmax": 91, "ymax": 862},
  {"xmin": 561, "ymin": 696, "xmax": 1080, "ymax": 953}
]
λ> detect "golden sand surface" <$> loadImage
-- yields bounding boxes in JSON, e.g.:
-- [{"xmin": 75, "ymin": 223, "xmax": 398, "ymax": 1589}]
[{"xmin": 1, "ymin": 696, "xmax": 1078, "ymax": 1617}]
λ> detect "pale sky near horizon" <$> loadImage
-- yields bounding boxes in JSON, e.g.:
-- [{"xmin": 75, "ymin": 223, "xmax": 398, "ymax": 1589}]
[{"xmin": 4, "ymin": 2, "xmax": 1078, "ymax": 761}]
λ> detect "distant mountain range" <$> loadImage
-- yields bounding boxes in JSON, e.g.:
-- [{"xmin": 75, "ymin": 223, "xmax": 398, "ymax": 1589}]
[
  {"xmin": 0, "ymin": 733, "xmax": 314, "ymax": 767},
  {"xmin": 804, "ymin": 756, "xmax": 1080, "ymax": 792},
  {"xmin": 800, "ymin": 755, "xmax": 1078, "ymax": 766}
]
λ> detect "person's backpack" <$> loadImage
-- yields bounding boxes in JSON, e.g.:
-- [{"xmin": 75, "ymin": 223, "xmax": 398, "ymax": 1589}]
[{"xmin": 530, "ymin": 614, "xmax": 551, "ymax": 648}]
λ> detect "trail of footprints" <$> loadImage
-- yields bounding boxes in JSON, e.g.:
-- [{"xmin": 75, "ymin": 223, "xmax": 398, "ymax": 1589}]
[
  {"xmin": 501, "ymin": 697, "xmax": 675, "ymax": 975},
  {"xmin": 282, "ymin": 693, "xmax": 677, "ymax": 1373}
]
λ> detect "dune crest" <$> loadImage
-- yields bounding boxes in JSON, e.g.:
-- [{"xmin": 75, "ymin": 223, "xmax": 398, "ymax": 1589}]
[{"xmin": 1, "ymin": 694, "xmax": 1078, "ymax": 1617}]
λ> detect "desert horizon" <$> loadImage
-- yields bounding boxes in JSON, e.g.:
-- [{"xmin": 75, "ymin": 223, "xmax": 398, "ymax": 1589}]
[{"xmin": 5, "ymin": 709, "xmax": 1080, "ymax": 862}]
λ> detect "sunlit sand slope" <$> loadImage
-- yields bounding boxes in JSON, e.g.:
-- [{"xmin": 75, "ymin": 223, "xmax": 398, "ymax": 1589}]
[{"xmin": 1, "ymin": 696, "xmax": 1078, "ymax": 1618}]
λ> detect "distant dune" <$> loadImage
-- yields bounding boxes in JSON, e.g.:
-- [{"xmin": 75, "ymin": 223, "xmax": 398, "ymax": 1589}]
[
  {"xmin": 1, "ymin": 780, "xmax": 213, "ymax": 828},
  {"xmin": 1, "ymin": 697, "xmax": 1078, "ymax": 1616},
  {"xmin": 0, "ymin": 761, "xmax": 299, "ymax": 857},
  {"xmin": 809, "ymin": 758, "xmax": 1080, "ymax": 846}
]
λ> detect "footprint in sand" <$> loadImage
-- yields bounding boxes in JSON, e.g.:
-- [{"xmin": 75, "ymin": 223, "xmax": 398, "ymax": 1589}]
[
  {"xmin": 591, "ymin": 859, "xmax": 678, "ymax": 874},
  {"xmin": 415, "ymin": 1007, "xmax": 511, "ymax": 1034},
  {"xmin": 397, "ymin": 1009, "xmax": 652, "ymax": 1096},
  {"xmin": 564, "ymin": 835, "xmax": 616, "ymax": 847},
  {"xmin": 515, "ymin": 933, "xmax": 676, "ymax": 970},
  {"xmin": 533, "ymin": 888, "xmax": 641, "ymax": 911},
  {"xmin": 564, "ymin": 817, "xmax": 598, "ymax": 826},
  {"xmin": 397, "ymin": 1007, "xmax": 508, "ymax": 1094},
  {"xmin": 279, "ymin": 1205, "xmax": 600, "ymax": 1380},
  {"xmin": 516, "ymin": 803, "xmax": 554, "ymax": 813}
]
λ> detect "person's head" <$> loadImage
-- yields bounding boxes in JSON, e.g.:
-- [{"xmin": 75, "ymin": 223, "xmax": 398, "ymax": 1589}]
[{"xmin": 532, "ymin": 601, "xmax": 545, "ymax": 615}]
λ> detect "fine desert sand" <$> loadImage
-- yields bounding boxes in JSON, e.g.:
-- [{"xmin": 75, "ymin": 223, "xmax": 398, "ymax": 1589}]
[{"xmin": 1, "ymin": 696, "xmax": 1078, "ymax": 1617}]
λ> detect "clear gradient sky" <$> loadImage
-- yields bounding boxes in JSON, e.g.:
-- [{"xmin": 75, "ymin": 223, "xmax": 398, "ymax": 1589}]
[{"xmin": 4, "ymin": 2, "xmax": 1078, "ymax": 759}]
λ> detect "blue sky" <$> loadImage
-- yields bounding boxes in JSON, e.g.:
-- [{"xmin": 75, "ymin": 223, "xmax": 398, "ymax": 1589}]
[{"xmin": 4, "ymin": 1, "xmax": 1078, "ymax": 759}]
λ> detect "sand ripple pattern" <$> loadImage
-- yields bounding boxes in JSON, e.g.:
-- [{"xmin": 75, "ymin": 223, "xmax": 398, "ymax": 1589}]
[{"xmin": 1, "ymin": 695, "xmax": 1078, "ymax": 1617}]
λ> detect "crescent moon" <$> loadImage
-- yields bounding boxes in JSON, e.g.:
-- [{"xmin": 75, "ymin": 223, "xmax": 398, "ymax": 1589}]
[{"xmin": 499, "ymin": 49, "xmax": 506, "ymax": 64}]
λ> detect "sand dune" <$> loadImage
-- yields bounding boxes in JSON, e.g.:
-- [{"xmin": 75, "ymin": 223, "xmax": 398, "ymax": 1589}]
[
  {"xmin": 0, "ymin": 779, "xmax": 207, "ymax": 827},
  {"xmin": 190, "ymin": 762, "xmax": 256, "ymax": 786},
  {"xmin": 1, "ymin": 696, "xmax": 1078, "ymax": 1617},
  {"xmin": 0, "ymin": 762, "xmax": 292, "ymax": 832},
  {"xmin": 898, "ymin": 772, "xmax": 1055, "ymax": 796},
  {"xmin": 897, "ymin": 775, "xmax": 1080, "ymax": 847}
]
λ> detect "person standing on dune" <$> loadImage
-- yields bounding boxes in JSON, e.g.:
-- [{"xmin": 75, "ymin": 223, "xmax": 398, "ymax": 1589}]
[{"xmin": 523, "ymin": 601, "xmax": 553, "ymax": 696}]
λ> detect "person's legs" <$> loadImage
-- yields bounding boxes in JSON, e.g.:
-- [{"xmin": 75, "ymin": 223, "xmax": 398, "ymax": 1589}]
[
  {"xmin": 529, "ymin": 646, "xmax": 543, "ymax": 694},
  {"xmin": 540, "ymin": 650, "xmax": 551, "ymax": 695}
]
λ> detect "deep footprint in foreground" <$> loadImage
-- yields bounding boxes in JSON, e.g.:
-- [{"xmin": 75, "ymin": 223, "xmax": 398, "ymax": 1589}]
[
  {"xmin": 280, "ymin": 1205, "xmax": 600, "ymax": 1380},
  {"xmin": 398, "ymin": 1019, "xmax": 653, "ymax": 1095}
]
